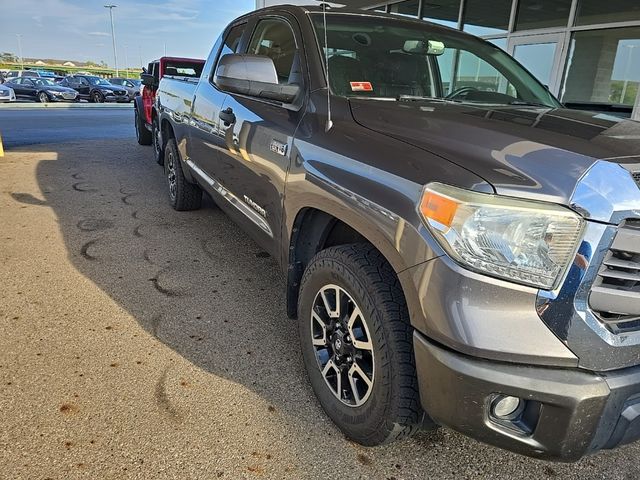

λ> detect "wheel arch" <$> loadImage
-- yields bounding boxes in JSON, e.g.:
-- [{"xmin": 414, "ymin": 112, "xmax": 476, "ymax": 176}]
[{"xmin": 285, "ymin": 205, "xmax": 411, "ymax": 319}]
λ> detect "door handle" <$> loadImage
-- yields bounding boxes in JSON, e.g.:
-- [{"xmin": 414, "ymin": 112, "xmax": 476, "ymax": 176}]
[{"xmin": 219, "ymin": 107, "xmax": 236, "ymax": 127}]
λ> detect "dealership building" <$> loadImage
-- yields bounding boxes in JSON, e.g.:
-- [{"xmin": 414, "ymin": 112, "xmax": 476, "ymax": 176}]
[{"xmin": 256, "ymin": 0, "xmax": 640, "ymax": 120}]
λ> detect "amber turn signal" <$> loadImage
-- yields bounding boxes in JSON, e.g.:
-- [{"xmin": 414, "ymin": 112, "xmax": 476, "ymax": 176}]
[{"xmin": 420, "ymin": 191, "xmax": 460, "ymax": 228}]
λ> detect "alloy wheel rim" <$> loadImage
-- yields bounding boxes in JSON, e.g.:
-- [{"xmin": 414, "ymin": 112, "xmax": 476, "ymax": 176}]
[
  {"xmin": 310, "ymin": 284, "xmax": 375, "ymax": 407},
  {"xmin": 166, "ymin": 151, "xmax": 177, "ymax": 201},
  {"xmin": 39, "ymin": 93, "xmax": 47, "ymax": 103}
]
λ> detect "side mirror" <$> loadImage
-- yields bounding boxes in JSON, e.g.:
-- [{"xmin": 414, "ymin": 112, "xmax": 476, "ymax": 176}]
[
  {"xmin": 140, "ymin": 73, "xmax": 155, "ymax": 88},
  {"xmin": 214, "ymin": 53, "xmax": 300, "ymax": 104}
]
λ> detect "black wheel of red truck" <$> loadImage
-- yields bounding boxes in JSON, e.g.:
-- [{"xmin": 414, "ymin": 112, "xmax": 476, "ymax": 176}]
[
  {"xmin": 135, "ymin": 108, "xmax": 152, "ymax": 145},
  {"xmin": 152, "ymin": 117, "xmax": 163, "ymax": 165},
  {"xmin": 164, "ymin": 138, "xmax": 202, "ymax": 211},
  {"xmin": 298, "ymin": 243, "xmax": 427, "ymax": 446}
]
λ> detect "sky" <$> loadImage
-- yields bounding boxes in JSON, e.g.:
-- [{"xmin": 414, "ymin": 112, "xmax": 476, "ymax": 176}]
[{"xmin": 0, "ymin": 0, "xmax": 256, "ymax": 68}]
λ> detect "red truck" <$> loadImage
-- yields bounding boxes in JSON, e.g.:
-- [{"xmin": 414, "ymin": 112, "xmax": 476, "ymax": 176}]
[{"xmin": 134, "ymin": 56, "xmax": 205, "ymax": 161}]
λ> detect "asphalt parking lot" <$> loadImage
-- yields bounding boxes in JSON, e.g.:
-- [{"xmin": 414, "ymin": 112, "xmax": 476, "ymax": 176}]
[{"xmin": 0, "ymin": 108, "xmax": 638, "ymax": 479}]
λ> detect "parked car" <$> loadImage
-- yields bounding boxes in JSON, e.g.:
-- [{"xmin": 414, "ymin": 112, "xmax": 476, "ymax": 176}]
[
  {"xmin": 5, "ymin": 70, "xmax": 41, "ymax": 80},
  {"xmin": 0, "ymin": 84, "xmax": 16, "ymax": 102},
  {"xmin": 109, "ymin": 77, "xmax": 141, "ymax": 102},
  {"xmin": 151, "ymin": 5, "xmax": 640, "ymax": 462},
  {"xmin": 4, "ymin": 77, "xmax": 78, "ymax": 103},
  {"xmin": 133, "ymin": 56, "xmax": 205, "ymax": 149},
  {"xmin": 59, "ymin": 75, "xmax": 127, "ymax": 103}
]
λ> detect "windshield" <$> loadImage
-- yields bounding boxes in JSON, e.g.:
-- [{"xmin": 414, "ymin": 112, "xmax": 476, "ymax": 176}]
[
  {"xmin": 311, "ymin": 14, "xmax": 560, "ymax": 108},
  {"xmin": 32, "ymin": 78, "xmax": 56, "ymax": 86},
  {"xmin": 130, "ymin": 79, "xmax": 141, "ymax": 86},
  {"xmin": 86, "ymin": 76, "xmax": 112, "ymax": 86}
]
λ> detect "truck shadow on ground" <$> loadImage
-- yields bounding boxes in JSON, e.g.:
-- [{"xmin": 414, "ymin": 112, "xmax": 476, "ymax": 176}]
[{"xmin": 25, "ymin": 140, "xmax": 635, "ymax": 479}]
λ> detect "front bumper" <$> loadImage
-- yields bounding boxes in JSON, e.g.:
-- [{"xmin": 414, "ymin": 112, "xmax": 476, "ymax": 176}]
[{"xmin": 414, "ymin": 332, "xmax": 640, "ymax": 461}]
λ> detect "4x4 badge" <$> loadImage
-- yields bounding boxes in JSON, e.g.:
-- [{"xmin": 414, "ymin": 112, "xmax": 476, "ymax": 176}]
[{"xmin": 270, "ymin": 140, "xmax": 288, "ymax": 157}]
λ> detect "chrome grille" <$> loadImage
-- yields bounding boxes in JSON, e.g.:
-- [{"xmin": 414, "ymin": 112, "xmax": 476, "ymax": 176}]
[{"xmin": 590, "ymin": 220, "xmax": 640, "ymax": 332}]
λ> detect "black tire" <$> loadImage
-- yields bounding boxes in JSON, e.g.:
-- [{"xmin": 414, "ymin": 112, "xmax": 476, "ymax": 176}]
[
  {"xmin": 152, "ymin": 117, "xmax": 163, "ymax": 165},
  {"xmin": 91, "ymin": 90, "xmax": 104, "ymax": 103},
  {"xmin": 135, "ymin": 108, "xmax": 152, "ymax": 145},
  {"xmin": 38, "ymin": 91, "xmax": 49, "ymax": 103},
  {"xmin": 298, "ymin": 243, "xmax": 427, "ymax": 446},
  {"xmin": 164, "ymin": 138, "xmax": 202, "ymax": 211}
]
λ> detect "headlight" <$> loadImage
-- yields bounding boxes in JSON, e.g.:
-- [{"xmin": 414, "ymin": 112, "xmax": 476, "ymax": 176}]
[
  {"xmin": 103, "ymin": 89, "xmax": 113, "ymax": 94},
  {"xmin": 419, "ymin": 183, "xmax": 584, "ymax": 290},
  {"xmin": 50, "ymin": 90, "xmax": 64, "ymax": 95}
]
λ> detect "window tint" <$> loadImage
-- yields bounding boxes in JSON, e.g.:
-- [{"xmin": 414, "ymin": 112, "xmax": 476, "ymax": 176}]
[
  {"xmin": 463, "ymin": 0, "xmax": 512, "ymax": 36},
  {"xmin": 515, "ymin": 0, "xmax": 572, "ymax": 30},
  {"xmin": 576, "ymin": 0, "xmax": 640, "ymax": 26},
  {"xmin": 389, "ymin": 0, "xmax": 419, "ymax": 17},
  {"xmin": 111, "ymin": 79, "xmax": 122, "ymax": 85},
  {"xmin": 248, "ymin": 18, "xmax": 297, "ymax": 84},
  {"xmin": 312, "ymin": 14, "xmax": 559, "ymax": 107},
  {"xmin": 222, "ymin": 23, "xmax": 246, "ymax": 57},
  {"xmin": 163, "ymin": 61, "xmax": 203, "ymax": 77},
  {"xmin": 421, "ymin": 0, "xmax": 461, "ymax": 29}
]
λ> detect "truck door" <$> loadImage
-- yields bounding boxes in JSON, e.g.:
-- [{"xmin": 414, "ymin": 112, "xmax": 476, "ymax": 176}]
[
  {"xmin": 212, "ymin": 15, "xmax": 305, "ymax": 256},
  {"xmin": 188, "ymin": 22, "xmax": 247, "ymax": 183}
]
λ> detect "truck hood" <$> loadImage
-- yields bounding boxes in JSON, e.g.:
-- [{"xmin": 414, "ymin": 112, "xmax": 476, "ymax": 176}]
[{"xmin": 349, "ymin": 99, "xmax": 640, "ymax": 205}]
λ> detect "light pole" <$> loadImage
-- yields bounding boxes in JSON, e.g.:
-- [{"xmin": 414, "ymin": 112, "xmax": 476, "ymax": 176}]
[
  {"xmin": 104, "ymin": 4, "xmax": 118, "ymax": 76},
  {"xmin": 123, "ymin": 44, "xmax": 129, "ymax": 78},
  {"xmin": 16, "ymin": 34, "xmax": 24, "ymax": 70}
]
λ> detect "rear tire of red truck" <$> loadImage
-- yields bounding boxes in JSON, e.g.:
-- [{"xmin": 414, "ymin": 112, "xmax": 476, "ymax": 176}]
[{"xmin": 135, "ymin": 107, "xmax": 152, "ymax": 146}]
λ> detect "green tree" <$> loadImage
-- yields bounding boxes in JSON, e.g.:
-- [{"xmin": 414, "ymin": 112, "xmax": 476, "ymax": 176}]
[{"xmin": 0, "ymin": 52, "xmax": 18, "ymax": 63}]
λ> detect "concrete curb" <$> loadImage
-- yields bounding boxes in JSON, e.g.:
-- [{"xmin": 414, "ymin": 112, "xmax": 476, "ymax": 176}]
[{"xmin": 0, "ymin": 102, "xmax": 133, "ymax": 109}]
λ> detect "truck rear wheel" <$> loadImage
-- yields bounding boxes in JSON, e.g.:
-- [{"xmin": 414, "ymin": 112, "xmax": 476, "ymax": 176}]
[
  {"xmin": 135, "ymin": 108, "xmax": 152, "ymax": 145},
  {"xmin": 164, "ymin": 138, "xmax": 202, "ymax": 211},
  {"xmin": 298, "ymin": 243, "xmax": 426, "ymax": 446}
]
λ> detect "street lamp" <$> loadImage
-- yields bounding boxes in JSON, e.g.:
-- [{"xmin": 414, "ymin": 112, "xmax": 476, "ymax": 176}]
[
  {"xmin": 16, "ymin": 34, "xmax": 24, "ymax": 70},
  {"xmin": 123, "ymin": 44, "xmax": 129, "ymax": 79},
  {"xmin": 104, "ymin": 4, "xmax": 118, "ymax": 76}
]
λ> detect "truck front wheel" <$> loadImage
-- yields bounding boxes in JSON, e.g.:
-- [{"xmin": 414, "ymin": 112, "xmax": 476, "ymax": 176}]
[
  {"xmin": 298, "ymin": 243, "xmax": 427, "ymax": 446},
  {"xmin": 164, "ymin": 138, "xmax": 202, "ymax": 211}
]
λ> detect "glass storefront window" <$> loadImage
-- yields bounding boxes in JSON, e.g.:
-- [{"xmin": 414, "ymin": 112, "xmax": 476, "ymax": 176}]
[
  {"xmin": 515, "ymin": 0, "xmax": 572, "ymax": 30},
  {"xmin": 575, "ymin": 0, "xmax": 640, "ymax": 26},
  {"xmin": 421, "ymin": 0, "xmax": 461, "ymax": 29},
  {"xmin": 463, "ymin": 0, "xmax": 512, "ymax": 36},
  {"xmin": 563, "ymin": 27, "xmax": 640, "ymax": 108},
  {"xmin": 389, "ymin": 0, "xmax": 419, "ymax": 17},
  {"xmin": 489, "ymin": 38, "xmax": 508, "ymax": 51}
]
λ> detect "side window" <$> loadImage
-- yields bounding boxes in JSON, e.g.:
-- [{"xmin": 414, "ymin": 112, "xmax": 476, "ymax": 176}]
[
  {"xmin": 221, "ymin": 23, "xmax": 246, "ymax": 57},
  {"xmin": 111, "ymin": 79, "xmax": 122, "ymax": 85},
  {"xmin": 437, "ymin": 48, "xmax": 517, "ymax": 97},
  {"xmin": 247, "ymin": 18, "xmax": 297, "ymax": 84},
  {"xmin": 79, "ymin": 78, "xmax": 89, "ymax": 86},
  {"xmin": 13, "ymin": 78, "xmax": 22, "ymax": 85}
]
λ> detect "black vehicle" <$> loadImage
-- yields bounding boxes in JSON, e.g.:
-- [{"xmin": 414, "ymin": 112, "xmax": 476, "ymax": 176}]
[
  {"xmin": 4, "ymin": 76, "xmax": 78, "ymax": 103},
  {"xmin": 152, "ymin": 5, "xmax": 640, "ymax": 462},
  {"xmin": 59, "ymin": 75, "xmax": 128, "ymax": 103}
]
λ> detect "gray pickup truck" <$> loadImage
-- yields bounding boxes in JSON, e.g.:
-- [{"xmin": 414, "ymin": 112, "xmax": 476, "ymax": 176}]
[{"xmin": 151, "ymin": 5, "xmax": 640, "ymax": 462}]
